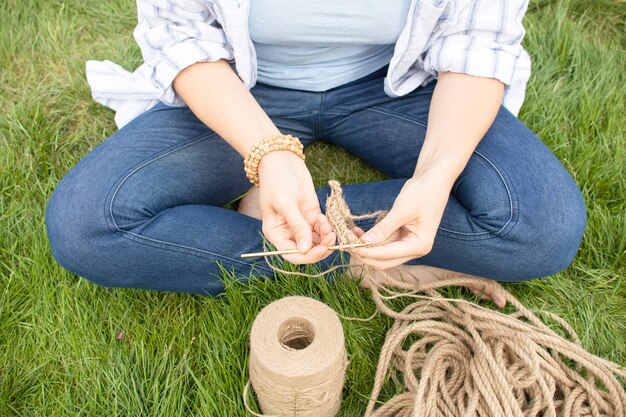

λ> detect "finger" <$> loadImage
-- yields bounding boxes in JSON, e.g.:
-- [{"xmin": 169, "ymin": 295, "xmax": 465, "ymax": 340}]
[
  {"xmin": 281, "ymin": 244, "xmax": 332, "ymax": 265},
  {"xmin": 263, "ymin": 224, "xmax": 330, "ymax": 264},
  {"xmin": 321, "ymin": 221, "xmax": 333, "ymax": 238},
  {"xmin": 313, "ymin": 214, "xmax": 323, "ymax": 236},
  {"xmin": 494, "ymin": 294, "xmax": 507, "ymax": 308},
  {"xmin": 321, "ymin": 231, "xmax": 336, "ymax": 248},
  {"xmin": 360, "ymin": 210, "xmax": 405, "ymax": 245},
  {"xmin": 355, "ymin": 238, "xmax": 431, "ymax": 261},
  {"xmin": 315, "ymin": 213, "xmax": 333, "ymax": 239},
  {"xmin": 317, "ymin": 212, "xmax": 330, "ymax": 227},
  {"xmin": 311, "ymin": 225, "xmax": 325, "ymax": 247},
  {"xmin": 278, "ymin": 203, "xmax": 314, "ymax": 254},
  {"xmin": 352, "ymin": 226, "xmax": 365, "ymax": 238},
  {"xmin": 304, "ymin": 230, "xmax": 335, "ymax": 263},
  {"xmin": 349, "ymin": 254, "xmax": 415, "ymax": 271},
  {"xmin": 317, "ymin": 241, "xmax": 336, "ymax": 262},
  {"xmin": 262, "ymin": 223, "xmax": 305, "ymax": 258}
]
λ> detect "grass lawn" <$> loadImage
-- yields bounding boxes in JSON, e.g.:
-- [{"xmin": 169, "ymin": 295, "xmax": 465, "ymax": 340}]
[{"xmin": 1, "ymin": 0, "xmax": 624, "ymax": 415}]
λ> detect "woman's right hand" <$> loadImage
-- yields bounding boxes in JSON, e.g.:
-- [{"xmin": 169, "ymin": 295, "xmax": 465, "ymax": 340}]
[{"xmin": 258, "ymin": 151, "xmax": 336, "ymax": 264}]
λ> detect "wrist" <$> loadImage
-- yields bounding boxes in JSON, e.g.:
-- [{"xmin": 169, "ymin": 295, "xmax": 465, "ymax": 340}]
[
  {"xmin": 258, "ymin": 150, "xmax": 304, "ymax": 175},
  {"xmin": 412, "ymin": 154, "xmax": 463, "ymax": 188},
  {"xmin": 243, "ymin": 134, "xmax": 305, "ymax": 187}
]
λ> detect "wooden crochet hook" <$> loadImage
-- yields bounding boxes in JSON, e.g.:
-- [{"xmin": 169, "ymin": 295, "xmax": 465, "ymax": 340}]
[{"xmin": 240, "ymin": 242, "xmax": 370, "ymax": 258}]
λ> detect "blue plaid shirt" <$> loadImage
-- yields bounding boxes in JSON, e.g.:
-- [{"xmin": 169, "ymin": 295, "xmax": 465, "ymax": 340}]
[{"xmin": 87, "ymin": 0, "xmax": 531, "ymax": 128}]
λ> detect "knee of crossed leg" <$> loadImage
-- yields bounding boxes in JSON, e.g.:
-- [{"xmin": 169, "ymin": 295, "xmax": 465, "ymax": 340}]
[
  {"xmin": 45, "ymin": 174, "xmax": 123, "ymax": 288},
  {"xmin": 543, "ymin": 189, "xmax": 587, "ymax": 276},
  {"xmin": 506, "ymin": 184, "xmax": 587, "ymax": 281}
]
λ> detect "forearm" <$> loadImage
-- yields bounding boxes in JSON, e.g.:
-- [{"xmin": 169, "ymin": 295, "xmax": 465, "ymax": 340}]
[
  {"xmin": 173, "ymin": 59, "xmax": 280, "ymax": 156},
  {"xmin": 414, "ymin": 72, "xmax": 504, "ymax": 185},
  {"xmin": 355, "ymin": 73, "xmax": 506, "ymax": 264}
]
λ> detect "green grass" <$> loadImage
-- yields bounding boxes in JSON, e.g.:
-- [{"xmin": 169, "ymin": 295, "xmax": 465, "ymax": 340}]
[{"xmin": 1, "ymin": 0, "xmax": 625, "ymax": 415}]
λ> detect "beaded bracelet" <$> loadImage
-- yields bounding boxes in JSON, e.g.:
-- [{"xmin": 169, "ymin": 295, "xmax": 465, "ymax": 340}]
[{"xmin": 243, "ymin": 133, "xmax": 305, "ymax": 187}]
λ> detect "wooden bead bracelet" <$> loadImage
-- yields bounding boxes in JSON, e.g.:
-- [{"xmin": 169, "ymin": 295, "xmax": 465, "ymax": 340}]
[{"xmin": 243, "ymin": 134, "xmax": 305, "ymax": 186}]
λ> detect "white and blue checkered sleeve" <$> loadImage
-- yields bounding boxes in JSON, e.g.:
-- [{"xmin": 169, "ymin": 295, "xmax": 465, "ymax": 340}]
[
  {"xmin": 135, "ymin": 0, "xmax": 234, "ymax": 104},
  {"xmin": 423, "ymin": 0, "xmax": 530, "ymax": 87}
]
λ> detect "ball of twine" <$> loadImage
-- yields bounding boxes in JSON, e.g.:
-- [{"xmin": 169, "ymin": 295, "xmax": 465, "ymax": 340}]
[{"xmin": 247, "ymin": 296, "xmax": 348, "ymax": 417}]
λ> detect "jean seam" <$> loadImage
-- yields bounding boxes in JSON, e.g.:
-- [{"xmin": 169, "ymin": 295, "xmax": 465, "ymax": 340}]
[
  {"xmin": 437, "ymin": 149, "xmax": 519, "ymax": 241},
  {"xmin": 105, "ymin": 134, "xmax": 213, "ymax": 235},
  {"xmin": 322, "ymin": 111, "xmax": 351, "ymax": 116},
  {"xmin": 110, "ymin": 229, "xmax": 274, "ymax": 275},
  {"xmin": 278, "ymin": 112, "xmax": 319, "ymax": 119},
  {"xmin": 318, "ymin": 92, "xmax": 327, "ymax": 139},
  {"xmin": 104, "ymin": 133, "xmax": 274, "ymax": 275},
  {"xmin": 363, "ymin": 107, "xmax": 428, "ymax": 129}
]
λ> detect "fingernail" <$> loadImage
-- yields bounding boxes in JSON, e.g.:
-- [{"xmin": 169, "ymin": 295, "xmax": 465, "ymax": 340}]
[{"xmin": 298, "ymin": 239, "xmax": 308, "ymax": 253}]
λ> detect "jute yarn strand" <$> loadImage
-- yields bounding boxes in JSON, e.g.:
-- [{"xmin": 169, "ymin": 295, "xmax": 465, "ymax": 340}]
[{"xmin": 321, "ymin": 180, "xmax": 626, "ymax": 417}]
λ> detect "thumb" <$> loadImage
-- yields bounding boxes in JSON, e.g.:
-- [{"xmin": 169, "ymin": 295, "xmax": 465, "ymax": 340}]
[
  {"xmin": 280, "ymin": 204, "xmax": 314, "ymax": 254},
  {"xmin": 361, "ymin": 211, "xmax": 404, "ymax": 245}
]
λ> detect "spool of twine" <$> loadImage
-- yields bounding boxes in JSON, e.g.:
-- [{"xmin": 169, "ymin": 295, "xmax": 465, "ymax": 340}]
[{"xmin": 248, "ymin": 296, "xmax": 348, "ymax": 417}]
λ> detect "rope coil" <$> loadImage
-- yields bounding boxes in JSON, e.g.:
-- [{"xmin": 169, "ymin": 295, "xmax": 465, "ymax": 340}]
[{"xmin": 323, "ymin": 180, "xmax": 626, "ymax": 417}]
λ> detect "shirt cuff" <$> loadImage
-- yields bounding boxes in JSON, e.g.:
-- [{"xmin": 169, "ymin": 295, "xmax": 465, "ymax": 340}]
[
  {"xmin": 424, "ymin": 34, "xmax": 524, "ymax": 86},
  {"xmin": 149, "ymin": 38, "xmax": 234, "ymax": 105}
]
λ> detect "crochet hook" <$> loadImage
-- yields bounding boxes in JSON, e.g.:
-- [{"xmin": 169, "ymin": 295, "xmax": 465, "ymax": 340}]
[{"xmin": 240, "ymin": 242, "xmax": 370, "ymax": 258}]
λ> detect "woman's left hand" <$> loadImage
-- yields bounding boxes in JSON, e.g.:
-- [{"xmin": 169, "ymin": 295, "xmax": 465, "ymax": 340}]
[{"xmin": 352, "ymin": 174, "xmax": 452, "ymax": 270}]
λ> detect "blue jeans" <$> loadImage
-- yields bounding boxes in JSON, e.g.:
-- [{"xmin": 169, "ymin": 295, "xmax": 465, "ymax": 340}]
[{"xmin": 45, "ymin": 64, "xmax": 587, "ymax": 296}]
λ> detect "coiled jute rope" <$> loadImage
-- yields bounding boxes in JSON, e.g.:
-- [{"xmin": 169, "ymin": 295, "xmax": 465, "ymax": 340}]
[
  {"xmin": 249, "ymin": 180, "xmax": 626, "ymax": 417},
  {"xmin": 326, "ymin": 180, "xmax": 626, "ymax": 417}
]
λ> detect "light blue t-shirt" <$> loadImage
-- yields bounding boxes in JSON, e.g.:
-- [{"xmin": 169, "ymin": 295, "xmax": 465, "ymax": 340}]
[{"xmin": 249, "ymin": 0, "xmax": 411, "ymax": 91}]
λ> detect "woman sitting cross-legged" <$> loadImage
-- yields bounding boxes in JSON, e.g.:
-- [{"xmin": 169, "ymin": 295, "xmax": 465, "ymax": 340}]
[{"xmin": 45, "ymin": 0, "xmax": 587, "ymax": 308}]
